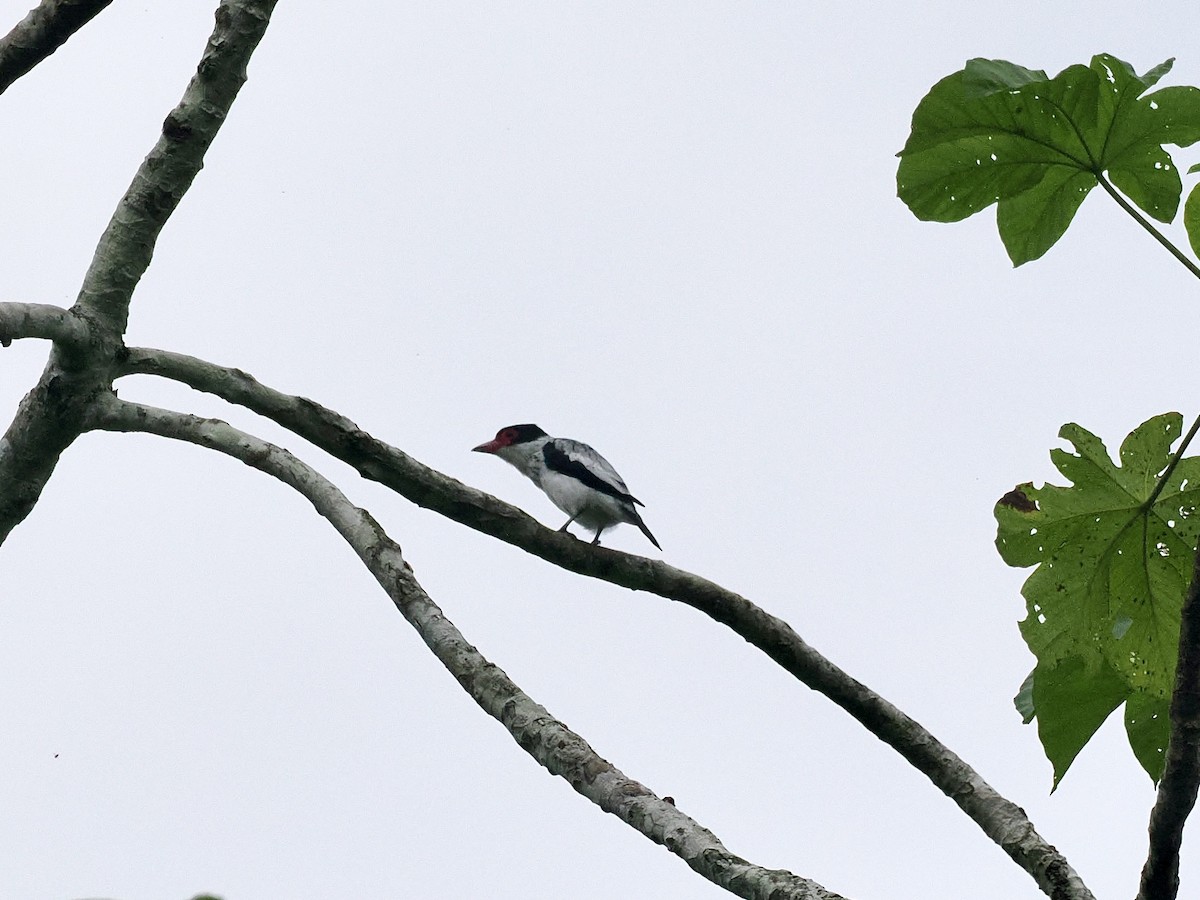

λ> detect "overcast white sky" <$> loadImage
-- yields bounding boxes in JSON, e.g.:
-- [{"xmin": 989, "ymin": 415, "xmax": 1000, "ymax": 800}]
[{"xmin": 3, "ymin": 2, "xmax": 1200, "ymax": 898}]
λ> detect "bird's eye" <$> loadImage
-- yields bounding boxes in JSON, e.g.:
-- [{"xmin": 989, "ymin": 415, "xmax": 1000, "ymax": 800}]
[{"xmin": 501, "ymin": 428, "xmax": 516, "ymax": 441}]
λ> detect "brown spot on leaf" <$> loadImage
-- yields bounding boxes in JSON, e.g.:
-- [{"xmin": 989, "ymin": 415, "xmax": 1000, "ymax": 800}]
[{"xmin": 999, "ymin": 487, "xmax": 1038, "ymax": 513}]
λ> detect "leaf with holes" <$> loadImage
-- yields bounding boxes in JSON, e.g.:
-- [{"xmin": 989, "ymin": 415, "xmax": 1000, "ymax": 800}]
[
  {"xmin": 995, "ymin": 413, "xmax": 1200, "ymax": 785},
  {"xmin": 897, "ymin": 54, "xmax": 1200, "ymax": 265}
]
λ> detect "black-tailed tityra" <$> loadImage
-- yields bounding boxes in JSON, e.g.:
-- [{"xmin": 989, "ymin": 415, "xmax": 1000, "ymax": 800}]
[{"xmin": 472, "ymin": 424, "xmax": 661, "ymax": 550}]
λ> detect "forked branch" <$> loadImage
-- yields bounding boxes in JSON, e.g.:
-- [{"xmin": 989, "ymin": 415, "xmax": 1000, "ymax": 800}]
[
  {"xmin": 86, "ymin": 393, "xmax": 846, "ymax": 900},
  {"xmin": 0, "ymin": 0, "xmax": 278, "ymax": 544},
  {"xmin": 118, "ymin": 346, "xmax": 1095, "ymax": 900}
]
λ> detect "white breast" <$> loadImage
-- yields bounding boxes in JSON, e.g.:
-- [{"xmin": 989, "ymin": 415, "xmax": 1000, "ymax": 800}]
[{"xmin": 539, "ymin": 469, "xmax": 633, "ymax": 529}]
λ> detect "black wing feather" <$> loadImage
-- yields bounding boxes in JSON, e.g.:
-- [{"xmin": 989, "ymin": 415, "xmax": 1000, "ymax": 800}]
[{"xmin": 542, "ymin": 441, "xmax": 640, "ymax": 505}]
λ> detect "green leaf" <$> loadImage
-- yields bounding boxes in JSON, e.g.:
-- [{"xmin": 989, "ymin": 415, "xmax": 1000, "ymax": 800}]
[
  {"xmin": 1126, "ymin": 689, "xmax": 1170, "ymax": 780},
  {"xmin": 962, "ymin": 59, "xmax": 1049, "ymax": 98},
  {"xmin": 1033, "ymin": 655, "xmax": 1127, "ymax": 789},
  {"xmin": 1014, "ymin": 668, "xmax": 1036, "ymax": 723},
  {"xmin": 898, "ymin": 54, "xmax": 1200, "ymax": 265},
  {"xmin": 995, "ymin": 413, "xmax": 1200, "ymax": 784},
  {"xmin": 997, "ymin": 166, "xmax": 1096, "ymax": 264},
  {"xmin": 1185, "ymin": 180, "xmax": 1200, "ymax": 260}
]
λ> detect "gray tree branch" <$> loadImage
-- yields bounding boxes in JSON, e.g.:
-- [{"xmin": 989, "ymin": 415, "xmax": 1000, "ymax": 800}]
[
  {"xmin": 118, "ymin": 346, "xmax": 1095, "ymax": 900},
  {"xmin": 73, "ymin": 0, "xmax": 277, "ymax": 334},
  {"xmin": 86, "ymin": 393, "xmax": 848, "ymax": 900},
  {"xmin": 0, "ymin": 302, "xmax": 89, "ymax": 348},
  {"xmin": 0, "ymin": 0, "xmax": 276, "ymax": 544},
  {"xmin": 0, "ymin": 6, "xmax": 1101, "ymax": 897},
  {"xmin": 0, "ymin": 0, "xmax": 112, "ymax": 95}
]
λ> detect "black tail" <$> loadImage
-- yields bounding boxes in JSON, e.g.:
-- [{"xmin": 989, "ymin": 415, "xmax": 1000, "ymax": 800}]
[{"xmin": 631, "ymin": 509, "xmax": 661, "ymax": 550}]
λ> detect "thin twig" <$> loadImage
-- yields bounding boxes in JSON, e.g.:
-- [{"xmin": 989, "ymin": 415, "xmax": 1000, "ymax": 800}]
[{"xmin": 87, "ymin": 393, "xmax": 847, "ymax": 900}]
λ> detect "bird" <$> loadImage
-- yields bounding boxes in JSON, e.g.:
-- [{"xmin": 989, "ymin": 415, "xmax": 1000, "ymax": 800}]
[{"xmin": 472, "ymin": 424, "xmax": 661, "ymax": 550}]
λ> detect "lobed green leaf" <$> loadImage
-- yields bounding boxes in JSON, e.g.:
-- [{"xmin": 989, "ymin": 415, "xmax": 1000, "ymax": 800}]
[
  {"xmin": 996, "ymin": 413, "xmax": 1200, "ymax": 784},
  {"xmin": 898, "ymin": 54, "xmax": 1200, "ymax": 265}
]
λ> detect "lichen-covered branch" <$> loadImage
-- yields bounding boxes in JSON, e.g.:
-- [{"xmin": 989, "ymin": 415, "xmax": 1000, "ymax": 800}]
[
  {"xmin": 0, "ymin": 0, "xmax": 112, "ymax": 95},
  {"xmin": 118, "ymin": 346, "xmax": 1095, "ymax": 900},
  {"xmin": 1138, "ymin": 544, "xmax": 1200, "ymax": 900},
  {"xmin": 0, "ymin": 0, "xmax": 276, "ymax": 545},
  {"xmin": 86, "ymin": 393, "xmax": 847, "ymax": 900},
  {"xmin": 0, "ymin": 302, "xmax": 89, "ymax": 348},
  {"xmin": 73, "ymin": 0, "xmax": 277, "ymax": 334}
]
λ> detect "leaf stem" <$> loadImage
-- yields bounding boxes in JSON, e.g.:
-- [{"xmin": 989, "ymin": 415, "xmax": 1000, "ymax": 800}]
[
  {"xmin": 1097, "ymin": 175, "xmax": 1200, "ymax": 282},
  {"xmin": 1144, "ymin": 414, "xmax": 1200, "ymax": 511}
]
